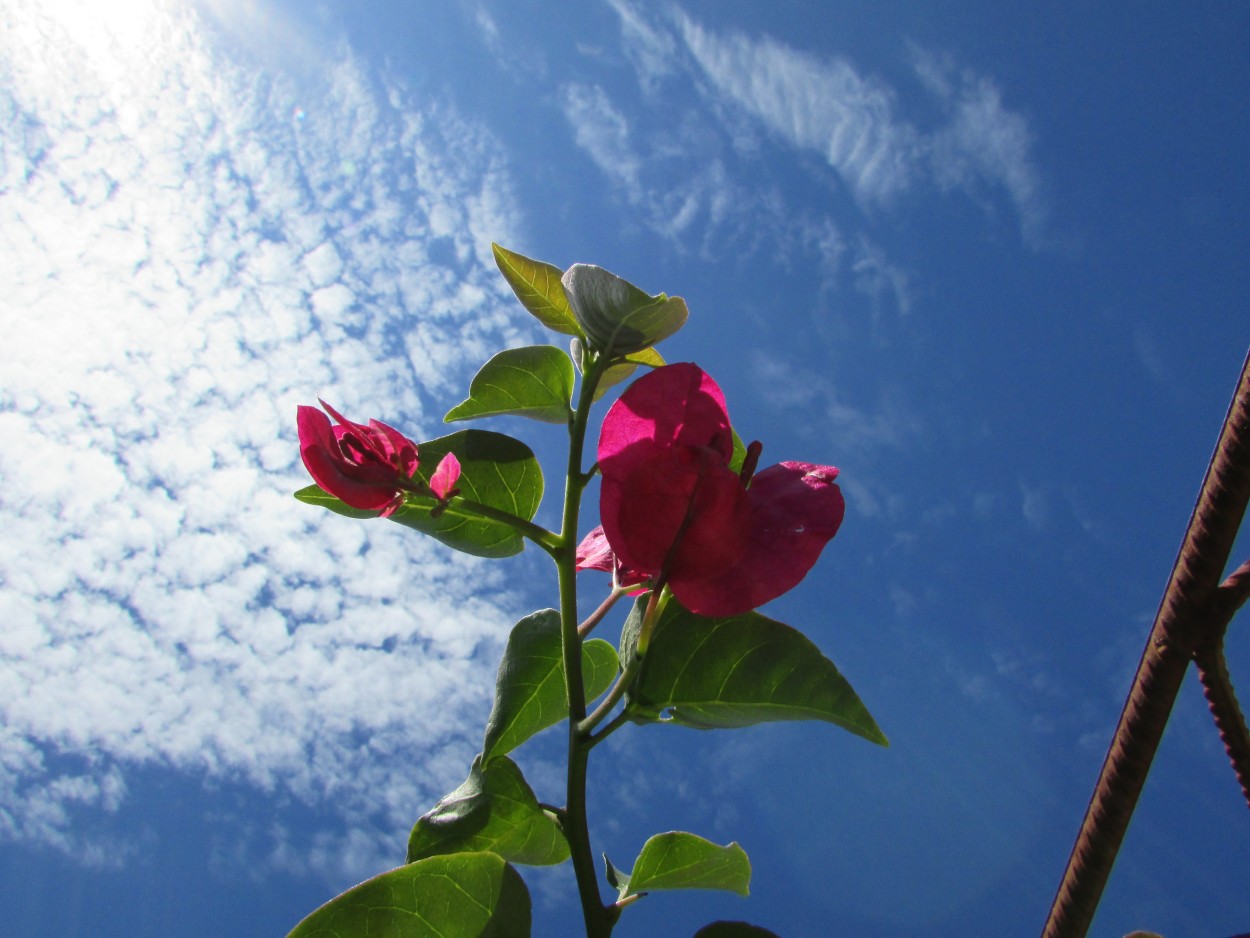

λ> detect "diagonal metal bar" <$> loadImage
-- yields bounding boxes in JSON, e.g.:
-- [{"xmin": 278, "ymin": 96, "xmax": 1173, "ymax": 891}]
[
  {"xmin": 1041, "ymin": 348, "xmax": 1250, "ymax": 938},
  {"xmin": 1194, "ymin": 557, "xmax": 1250, "ymax": 809},
  {"xmin": 1195, "ymin": 633, "xmax": 1250, "ymax": 809}
]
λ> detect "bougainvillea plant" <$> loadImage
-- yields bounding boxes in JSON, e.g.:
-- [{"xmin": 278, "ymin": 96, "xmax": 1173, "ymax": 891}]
[{"xmin": 287, "ymin": 245, "xmax": 887, "ymax": 938}]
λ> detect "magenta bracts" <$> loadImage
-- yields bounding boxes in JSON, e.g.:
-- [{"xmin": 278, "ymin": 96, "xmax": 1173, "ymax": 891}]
[{"xmin": 594, "ymin": 363, "xmax": 844, "ymax": 616}]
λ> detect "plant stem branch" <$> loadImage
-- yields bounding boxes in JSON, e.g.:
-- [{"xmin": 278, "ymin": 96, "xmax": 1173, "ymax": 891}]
[
  {"xmin": 584, "ymin": 708, "xmax": 633, "ymax": 752},
  {"xmin": 578, "ymin": 650, "xmax": 643, "ymax": 737},
  {"xmin": 448, "ymin": 496, "xmax": 562, "ymax": 556},
  {"xmin": 558, "ymin": 353, "xmax": 616, "ymax": 937},
  {"xmin": 578, "ymin": 587, "xmax": 629, "ymax": 638}
]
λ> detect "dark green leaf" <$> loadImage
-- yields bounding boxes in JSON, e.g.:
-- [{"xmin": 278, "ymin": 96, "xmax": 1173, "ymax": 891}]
[
  {"xmin": 287, "ymin": 851, "xmax": 531, "ymax": 938},
  {"xmin": 483, "ymin": 610, "xmax": 620, "ymax": 763},
  {"xmin": 628, "ymin": 604, "xmax": 888, "ymax": 745},
  {"xmin": 493, "ymin": 243, "xmax": 581, "ymax": 337},
  {"xmin": 391, "ymin": 430, "xmax": 543, "ymax": 558},
  {"xmin": 561, "ymin": 264, "xmax": 688, "ymax": 355},
  {"xmin": 445, "ymin": 346, "xmax": 575, "ymax": 425},
  {"xmin": 693, "ymin": 923, "xmax": 781, "ymax": 938},
  {"xmin": 628, "ymin": 832, "xmax": 750, "ymax": 896},
  {"xmin": 407, "ymin": 756, "xmax": 568, "ymax": 866}
]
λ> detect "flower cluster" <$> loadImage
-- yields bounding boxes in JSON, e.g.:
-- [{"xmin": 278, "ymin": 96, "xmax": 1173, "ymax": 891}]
[
  {"xmin": 579, "ymin": 363, "xmax": 844, "ymax": 617},
  {"xmin": 289, "ymin": 246, "xmax": 879, "ymax": 938},
  {"xmin": 297, "ymin": 400, "xmax": 459, "ymax": 517}
]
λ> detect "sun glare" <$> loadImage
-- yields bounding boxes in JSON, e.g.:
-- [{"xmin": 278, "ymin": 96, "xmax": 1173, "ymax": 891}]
[{"xmin": 40, "ymin": 0, "xmax": 165, "ymax": 65}]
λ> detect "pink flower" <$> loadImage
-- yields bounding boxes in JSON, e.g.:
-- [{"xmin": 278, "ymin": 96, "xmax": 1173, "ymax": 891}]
[
  {"xmin": 575, "ymin": 525, "xmax": 649, "ymax": 591},
  {"xmin": 298, "ymin": 400, "xmax": 459, "ymax": 518},
  {"xmin": 428, "ymin": 452, "xmax": 461, "ymax": 501},
  {"xmin": 595, "ymin": 363, "xmax": 844, "ymax": 616}
]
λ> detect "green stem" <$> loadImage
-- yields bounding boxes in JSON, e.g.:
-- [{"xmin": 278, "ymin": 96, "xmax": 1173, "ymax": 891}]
[
  {"xmin": 583, "ymin": 706, "xmax": 633, "ymax": 752},
  {"xmin": 579, "ymin": 583, "xmax": 669, "ymax": 737},
  {"xmin": 558, "ymin": 353, "xmax": 617, "ymax": 938},
  {"xmin": 449, "ymin": 496, "xmax": 562, "ymax": 556},
  {"xmin": 578, "ymin": 586, "xmax": 629, "ymax": 638},
  {"xmin": 578, "ymin": 647, "xmax": 643, "ymax": 737}
]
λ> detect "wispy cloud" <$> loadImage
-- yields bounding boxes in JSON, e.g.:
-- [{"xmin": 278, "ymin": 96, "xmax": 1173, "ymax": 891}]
[
  {"xmin": 604, "ymin": 0, "xmax": 679, "ymax": 94},
  {"xmin": 1019, "ymin": 479, "xmax": 1051, "ymax": 530},
  {"xmin": 1, "ymin": 0, "xmax": 532, "ymax": 879},
  {"xmin": 599, "ymin": 3, "xmax": 1047, "ymax": 249},
  {"xmin": 559, "ymin": 82, "xmax": 644, "ymax": 202},
  {"xmin": 747, "ymin": 352, "xmax": 922, "ymax": 458},
  {"xmin": 674, "ymin": 13, "xmax": 920, "ymax": 208},
  {"xmin": 912, "ymin": 48, "xmax": 1048, "ymax": 246},
  {"xmin": 851, "ymin": 235, "xmax": 914, "ymax": 321}
]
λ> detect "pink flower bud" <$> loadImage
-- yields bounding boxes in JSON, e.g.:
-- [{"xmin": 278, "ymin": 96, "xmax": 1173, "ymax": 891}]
[{"xmin": 297, "ymin": 400, "xmax": 419, "ymax": 517}]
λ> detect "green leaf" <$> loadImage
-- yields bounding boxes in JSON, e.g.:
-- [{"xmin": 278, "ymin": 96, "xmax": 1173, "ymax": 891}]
[
  {"xmin": 493, "ymin": 243, "xmax": 581, "ymax": 337},
  {"xmin": 294, "ymin": 484, "xmax": 375, "ymax": 519},
  {"xmin": 407, "ymin": 755, "xmax": 568, "ymax": 866},
  {"xmin": 561, "ymin": 264, "xmax": 688, "ymax": 355},
  {"xmin": 482, "ymin": 610, "xmax": 621, "ymax": 763},
  {"xmin": 617, "ymin": 594, "xmax": 648, "ymax": 675},
  {"xmin": 393, "ymin": 430, "xmax": 543, "ymax": 558},
  {"xmin": 627, "ymin": 604, "xmax": 888, "ymax": 745},
  {"xmin": 727, "ymin": 428, "xmax": 747, "ymax": 475},
  {"xmin": 286, "ymin": 851, "xmax": 531, "ymax": 938},
  {"xmin": 603, "ymin": 853, "xmax": 632, "ymax": 903},
  {"xmin": 596, "ymin": 346, "xmax": 666, "ymax": 401},
  {"xmin": 693, "ymin": 923, "xmax": 781, "ymax": 938},
  {"xmin": 627, "ymin": 832, "xmax": 751, "ymax": 896},
  {"xmin": 294, "ymin": 430, "xmax": 545, "ymax": 559},
  {"xmin": 445, "ymin": 346, "xmax": 575, "ymax": 425}
]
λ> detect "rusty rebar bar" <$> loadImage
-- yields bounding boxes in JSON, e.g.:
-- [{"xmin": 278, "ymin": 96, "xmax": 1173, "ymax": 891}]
[
  {"xmin": 1041, "ymin": 349, "xmax": 1250, "ymax": 938},
  {"xmin": 1194, "ymin": 634, "xmax": 1250, "ymax": 809},
  {"xmin": 1193, "ymin": 558, "xmax": 1250, "ymax": 809}
]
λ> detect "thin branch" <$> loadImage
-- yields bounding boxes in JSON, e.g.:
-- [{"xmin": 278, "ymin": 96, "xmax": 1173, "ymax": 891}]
[{"xmin": 579, "ymin": 587, "xmax": 629, "ymax": 638}]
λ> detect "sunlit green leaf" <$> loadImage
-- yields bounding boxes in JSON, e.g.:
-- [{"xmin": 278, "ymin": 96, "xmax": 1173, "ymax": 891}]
[
  {"xmin": 393, "ymin": 430, "xmax": 543, "ymax": 558},
  {"xmin": 482, "ymin": 609, "xmax": 620, "ymax": 763},
  {"xmin": 492, "ymin": 243, "xmax": 581, "ymax": 337},
  {"xmin": 286, "ymin": 851, "xmax": 531, "ymax": 938},
  {"xmin": 294, "ymin": 485, "xmax": 376, "ymax": 520},
  {"xmin": 596, "ymin": 346, "xmax": 666, "ymax": 401},
  {"xmin": 626, "ymin": 832, "xmax": 751, "ymax": 896},
  {"xmin": 445, "ymin": 346, "xmax": 575, "ymax": 425},
  {"xmin": 407, "ymin": 755, "xmax": 568, "ymax": 866},
  {"xmin": 627, "ymin": 604, "xmax": 888, "ymax": 745},
  {"xmin": 562, "ymin": 263, "xmax": 687, "ymax": 355}
]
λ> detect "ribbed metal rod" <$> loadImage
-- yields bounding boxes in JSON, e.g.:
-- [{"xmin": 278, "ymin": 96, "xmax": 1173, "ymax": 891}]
[
  {"xmin": 1041, "ymin": 349, "xmax": 1250, "ymax": 938},
  {"xmin": 1194, "ymin": 635, "xmax": 1250, "ymax": 809},
  {"xmin": 1194, "ymin": 558, "xmax": 1250, "ymax": 810}
]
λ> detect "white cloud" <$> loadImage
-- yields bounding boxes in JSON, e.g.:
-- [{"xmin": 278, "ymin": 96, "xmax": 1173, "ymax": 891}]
[
  {"xmin": 1019, "ymin": 479, "xmax": 1050, "ymax": 529},
  {"xmin": 0, "ymin": 0, "xmax": 536, "ymax": 879},
  {"xmin": 913, "ymin": 50, "xmax": 1048, "ymax": 246},
  {"xmin": 559, "ymin": 82, "xmax": 644, "ymax": 203},
  {"xmin": 748, "ymin": 352, "xmax": 922, "ymax": 458},
  {"xmin": 852, "ymin": 235, "xmax": 913, "ymax": 320},
  {"xmin": 675, "ymin": 13, "xmax": 920, "ymax": 207},
  {"xmin": 596, "ymin": 9, "xmax": 1046, "ymax": 248},
  {"xmin": 605, "ymin": 0, "xmax": 678, "ymax": 94}
]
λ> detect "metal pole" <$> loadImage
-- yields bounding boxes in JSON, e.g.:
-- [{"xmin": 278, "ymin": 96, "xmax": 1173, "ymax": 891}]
[{"xmin": 1041, "ymin": 349, "xmax": 1250, "ymax": 937}]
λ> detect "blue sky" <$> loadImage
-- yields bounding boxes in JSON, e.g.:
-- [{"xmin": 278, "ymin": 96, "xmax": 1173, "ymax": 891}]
[{"xmin": 1, "ymin": 1, "xmax": 1248, "ymax": 935}]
